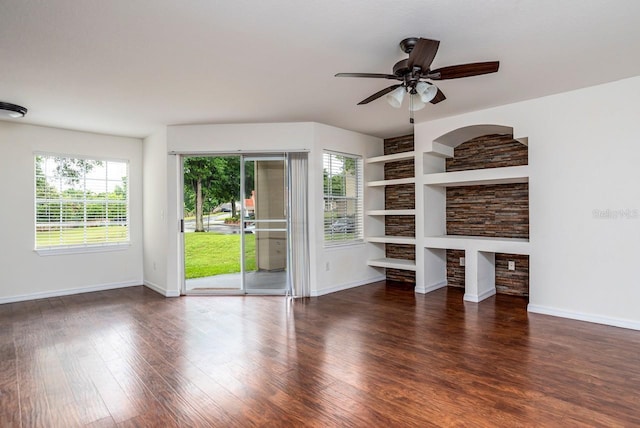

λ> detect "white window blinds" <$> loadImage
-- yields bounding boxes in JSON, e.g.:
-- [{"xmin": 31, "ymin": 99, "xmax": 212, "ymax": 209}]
[
  {"xmin": 35, "ymin": 155, "xmax": 129, "ymax": 249},
  {"xmin": 323, "ymin": 151, "xmax": 363, "ymax": 245}
]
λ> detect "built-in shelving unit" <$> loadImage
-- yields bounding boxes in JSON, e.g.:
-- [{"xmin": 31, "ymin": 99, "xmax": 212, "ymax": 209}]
[
  {"xmin": 366, "ymin": 209, "xmax": 415, "ymax": 216},
  {"xmin": 420, "ymin": 126, "xmax": 530, "ymax": 302},
  {"xmin": 367, "ymin": 257, "xmax": 416, "ymax": 271},
  {"xmin": 365, "ymin": 143, "xmax": 416, "ymax": 274},
  {"xmin": 367, "ymin": 236, "xmax": 416, "ymax": 245},
  {"xmin": 423, "ymin": 165, "xmax": 528, "ymax": 187},
  {"xmin": 367, "ymin": 177, "xmax": 415, "ymax": 187},
  {"xmin": 365, "ymin": 151, "xmax": 415, "ymax": 164},
  {"xmin": 423, "ymin": 235, "xmax": 529, "ymax": 255}
]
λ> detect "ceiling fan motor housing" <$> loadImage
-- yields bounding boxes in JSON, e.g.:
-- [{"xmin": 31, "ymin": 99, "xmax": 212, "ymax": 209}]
[
  {"xmin": 399, "ymin": 37, "xmax": 419, "ymax": 54},
  {"xmin": 393, "ymin": 59, "xmax": 410, "ymax": 77}
]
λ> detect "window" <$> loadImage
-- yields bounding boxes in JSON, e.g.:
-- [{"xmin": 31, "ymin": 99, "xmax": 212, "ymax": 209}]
[
  {"xmin": 35, "ymin": 154, "xmax": 129, "ymax": 251},
  {"xmin": 323, "ymin": 151, "xmax": 363, "ymax": 245}
]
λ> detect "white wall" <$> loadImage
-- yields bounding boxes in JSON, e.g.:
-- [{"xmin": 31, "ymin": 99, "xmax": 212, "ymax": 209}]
[
  {"xmin": 167, "ymin": 122, "xmax": 315, "ymax": 153},
  {"xmin": 142, "ymin": 128, "xmax": 172, "ymax": 295},
  {"xmin": 0, "ymin": 122, "xmax": 143, "ymax": 302},
  {"xmin": 164, "ymin": 122, "xmax": 384, "ymax": 296},
  {"xmin": 312, "ymin": 123, "xmax": 385, "ymax": 295},
  {"xmin": 414, "ymin": 76, "xmax": 640, "ymax": 329}
]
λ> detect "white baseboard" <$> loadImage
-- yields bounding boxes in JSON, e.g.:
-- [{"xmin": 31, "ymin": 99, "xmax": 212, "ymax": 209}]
[
  {"xmin": 311, "ymin": 275, "xmax": 386, "ymax": 297},
  {"xmin": 143, "ymin": 280, "xmax": 181, "ymax": 297},
  {"xmin": 528, "ymin": 304, "xmax": 640, "ymax": 331},
  {"xmin": 415, "ymin": 280, "xmax": 447, "ymax": 294},
  {"xmin": 464, "ymin": 288, "xmax": 497, "ymax": 303},
  {"xmin": 0, "ymin": 280, "xmax": 141, "ymax": 305}
]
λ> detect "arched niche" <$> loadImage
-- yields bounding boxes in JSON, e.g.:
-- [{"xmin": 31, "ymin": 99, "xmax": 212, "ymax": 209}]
[{"xmin": 428, "ymin": 124, "xmax": 527, "ymax": 157}]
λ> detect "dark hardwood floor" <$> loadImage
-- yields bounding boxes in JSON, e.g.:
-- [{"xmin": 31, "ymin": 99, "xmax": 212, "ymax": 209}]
[{"xmin": 1, "ymin": 282, "xmax": 639, "ymax": 427}]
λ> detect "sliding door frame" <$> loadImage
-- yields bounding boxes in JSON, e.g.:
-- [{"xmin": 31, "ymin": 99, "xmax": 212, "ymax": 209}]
[{"xmin": 179, "ymin": 152, "xmax": 293, "ymax": 296}]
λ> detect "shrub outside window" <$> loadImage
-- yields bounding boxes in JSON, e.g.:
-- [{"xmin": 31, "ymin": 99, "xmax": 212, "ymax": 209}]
[{"xmin": 35, "ymin": 154, "xmax": 129, "ymax": 250}]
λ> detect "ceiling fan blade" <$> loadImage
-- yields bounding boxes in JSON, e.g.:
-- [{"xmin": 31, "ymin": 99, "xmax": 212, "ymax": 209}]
[
  {"xmin": 430, "ymin": 88, "xmax": 446, "ymax": 104},
  {"xmin": 429, "ymin": 61, "xmax": 499, "ymax": 80},
  {"xmin": 357, "ymin": 84, "xmax": 403, "ymax": 105},
  {"xmin": 335, "ymin": 72, "xmax": 401, "ymax": 80},
  {"xmin": 407, "ymin": 38, "xmax": 440, "ymax": 71}
]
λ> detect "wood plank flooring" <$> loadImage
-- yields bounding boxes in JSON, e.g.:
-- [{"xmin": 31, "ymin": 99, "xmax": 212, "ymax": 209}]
[{"xmin": 1, "ymin": 282, "xmax": 639, "ymax": 427}]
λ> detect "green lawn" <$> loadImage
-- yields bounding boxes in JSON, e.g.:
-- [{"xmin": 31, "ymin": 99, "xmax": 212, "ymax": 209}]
[
  {"xmin": 36, "ymin": 226, "xmax": 128, "ymax": 247},
  {"xmin": 184, "ymin": 232, "xmax": 256, "ymax": 279},
  {"xmin": 36, "ymin": 227, "xmax": 254, "ymax": 280}
]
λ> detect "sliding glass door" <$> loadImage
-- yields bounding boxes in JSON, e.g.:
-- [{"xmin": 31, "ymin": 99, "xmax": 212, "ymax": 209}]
[
  {"xmin": 182, "ymin": 154, "xmax": 288, "ymax": 295},
  {"xmin": 242, "ymin": 157, "xmax": 288, "ymax": 293}
]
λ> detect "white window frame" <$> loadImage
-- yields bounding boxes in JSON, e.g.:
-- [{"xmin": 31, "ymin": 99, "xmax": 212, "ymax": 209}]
[
  {"xmin": 323, "ymin": 150, "xmax": 364, "ymax": 246},
  {"xmin": 34, "ymin": 153, "xmax": 130, "ymax": 255}
]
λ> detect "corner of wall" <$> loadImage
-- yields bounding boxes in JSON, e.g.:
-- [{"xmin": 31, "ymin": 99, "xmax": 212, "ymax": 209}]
[{"xmin": 142, "ymin": 128, "xmax": 170, "ymax": 292}]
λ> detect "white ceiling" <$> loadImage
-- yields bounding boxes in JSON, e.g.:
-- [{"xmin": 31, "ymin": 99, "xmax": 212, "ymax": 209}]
[{"xmin": 2, "ymin": 0, "xmax": 640, "ymax": 139}]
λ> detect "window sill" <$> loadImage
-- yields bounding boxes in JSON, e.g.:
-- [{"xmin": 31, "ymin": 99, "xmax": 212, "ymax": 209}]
[
  {"xmin": 324, "ymin": 240, "xmax": 365, "ymax": 250},
  {"xmin": 35, "ymin": 242, "xmax": 131, "ymax": 256}
]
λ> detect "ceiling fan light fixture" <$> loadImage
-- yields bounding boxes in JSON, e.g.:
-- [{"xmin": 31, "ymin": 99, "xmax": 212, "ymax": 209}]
[
  {"xmin": 409, "ymin": 93, "xmax": 426, "ymax": 111},
  {"xmin": 416, "ymin": 81, "xmax": 438, "ymax": 103},
  {"xmin": 386, "ymin": 86, "xmax": 405, "ymax": 108},
  {"xmin": 0, "ymin": 102, "xmax": 28, "ymax": 119}
]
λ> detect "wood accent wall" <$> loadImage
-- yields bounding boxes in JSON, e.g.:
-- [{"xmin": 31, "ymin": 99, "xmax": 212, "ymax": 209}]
[
  {"xmin": 385, "ymin": 184, "xmax": 414, "ymax": 210},
  {"xmin": 384, "ymin": 215, "xmax": 415, "ymax": 237},
  {"xmin": 446, "ymin": 183, "xmax": 529, "ymax": 239},
  {"xmin": 495, "ymin": 254, "xmax": 529, "ymax": 296},
  {"xmin": 446, "ymin": 249, "xmax": 466, "ymax": 289},
  {"xmin": 384, "ymin": 159, "xmax": 414, "ymax": 180},
  {"xmin": 446, "ymin": 251, "xmax": 530, "ymax": 297},
  {"xmin": 446, "ymin": 134, "xmax": 528, "ymax": 171},
  {"xmin": 384, "ymin": 135, "xmax": 414, "ymax": 155},
  {"xmin": 386, "ymin": 244, "xmax": 416, "ymax": 283},
  {"xmin": 445, "ymin": 133, "xmax": 529, "ymax": 297},
  {"xmin": 383, "ymin": 135, "xmax": 415, "ymax": 284}
]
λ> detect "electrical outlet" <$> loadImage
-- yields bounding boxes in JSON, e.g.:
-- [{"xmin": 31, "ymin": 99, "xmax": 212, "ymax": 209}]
[
  {"xmin": 508, "ymin": 261, "xmax": 515, "ymax": 271},
  {"xmin": 325, "ymin": 262, "xmax": 330, "ymax": 271},
  {"xmin": 459, "ymin": 257, "xmax": 465, "ymax": 267}
]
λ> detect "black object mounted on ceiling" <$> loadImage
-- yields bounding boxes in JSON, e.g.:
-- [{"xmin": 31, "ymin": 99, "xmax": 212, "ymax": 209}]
[
  {"xmin": 335, "ymin": 37, "xmax": 499, "ymax": 123},
  {"xmin": 0, "ymin": 102, "xmax": 28, "ymax": 118}
]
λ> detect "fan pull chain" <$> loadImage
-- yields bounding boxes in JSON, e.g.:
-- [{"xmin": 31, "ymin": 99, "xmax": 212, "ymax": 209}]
[{"xmin": 409, "ymin": 94, "xmax": 415, "ymax": 124}]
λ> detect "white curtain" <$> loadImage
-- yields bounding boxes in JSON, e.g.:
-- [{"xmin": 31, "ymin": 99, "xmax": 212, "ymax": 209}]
[{"xmin": 287, "ymin": 152, "xmax": 310, "ymax": 298}]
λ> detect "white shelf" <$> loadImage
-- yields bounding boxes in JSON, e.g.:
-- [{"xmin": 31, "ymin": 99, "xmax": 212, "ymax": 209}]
[
  {"xmin": 366, "ymin": 209, "xmax": 415, "ymax": 216},
  {"xmin": 367, "ymin": 258, "xmax": 416, "ymax": 271},
  {"xmin": 423, "ymin": 235, "xmax": 530, "ymax": 255},
  {"xmin": 366, "ymin": 151, "xmax": 415, "ymax": 164},
  {"xmin": 367, "ymin": 177, "xmax": 415, "ymax": 187},
  {"xmin": 423, "ymin": 165, "xmax": 529, "ymax": 187},
  {"xmin": 367, "ymin": 236, "xmax": 416, "ymax": 245},
  {"xmin": 365, "ymin": 151, "xmax": 417, "ymax": 276}
]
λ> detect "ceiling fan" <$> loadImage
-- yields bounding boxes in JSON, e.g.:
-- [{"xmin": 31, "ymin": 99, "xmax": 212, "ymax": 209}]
[{"xmin": 335, "ymin": 37, "xmax": 499, "ymax": 123}]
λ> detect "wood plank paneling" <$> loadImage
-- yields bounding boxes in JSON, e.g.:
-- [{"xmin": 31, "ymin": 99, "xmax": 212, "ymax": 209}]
[
  {"xmin": 384, "ymin": 215, "xmax": 415, "ymax": 237},
  {"xmin": 383, "ymin": 134, "xmax": 414, "ymax": 155},
  {"xmin": 383, "ymin": 135, "xmax": 415, "ymax": 284},
  {"xmin": 446, "ymin": 251, "xmax": 530, "ymax": 297},
  {"xmin": 446, "ymin": 249, "xmax": 466, "ymax": 289},
  {"xmin": 445, "ymin": 133, "xmax": 530, "ymax": 295},
  {"xmin": 386, "ymin": 268, "xmax": 416, "ymax": 283},
  {"xmin": 383, "ymin": 159, "xmax": 414, "ymax": 180},
  {"xmin": 446, "ymin": 183, "xmax": 529, "ymax": 239},
  {"xmin": 495, "ymin": 253, "xmax": 529, "ymax": 296},
  {"xmin": 384, "ymin": 184, "xmax": 415, "ymax": 210},
  {"xmin": 445, "ymin": 134, "xmax": 528, "ymax": 172}
]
